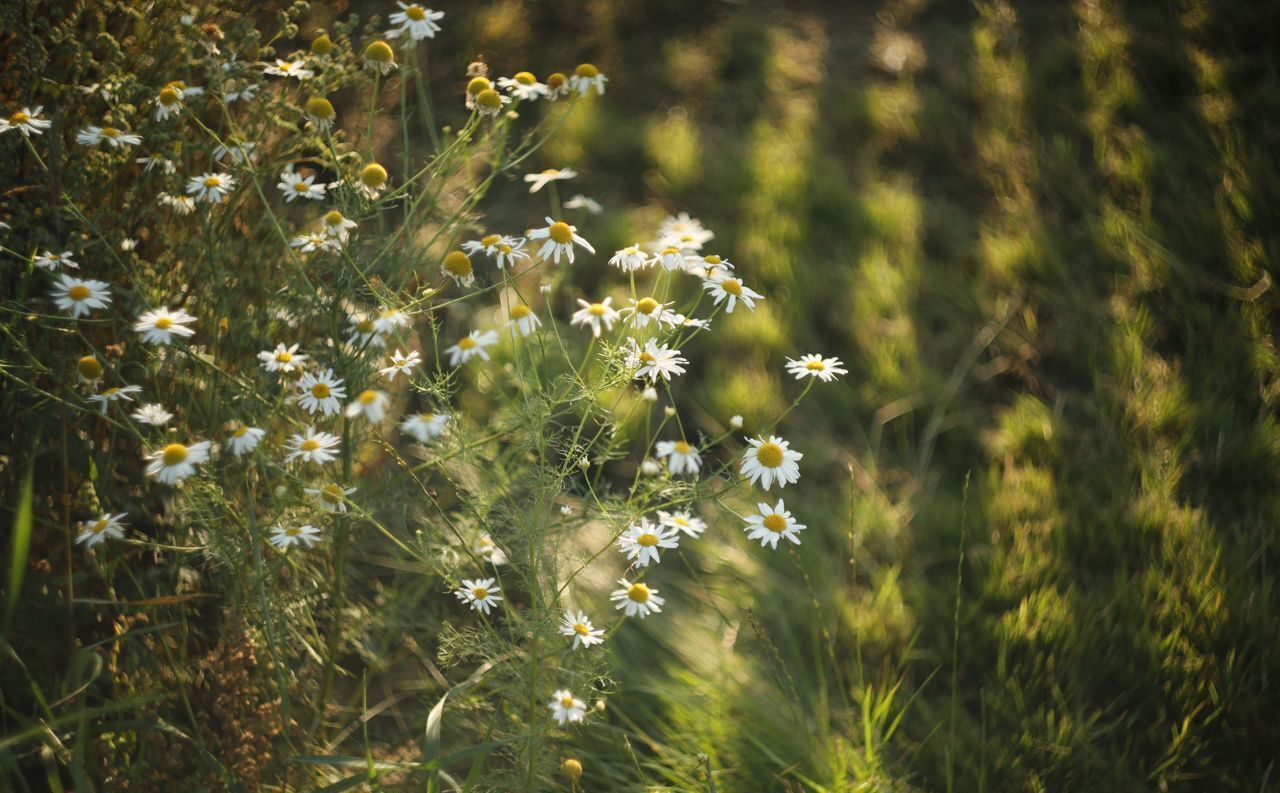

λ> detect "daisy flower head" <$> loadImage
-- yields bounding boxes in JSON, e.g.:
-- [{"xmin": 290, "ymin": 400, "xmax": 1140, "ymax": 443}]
[
  {"xmin": 571, "ymin": 297, "xmax": 619, "ymax": 337},
  {"xmin": 441, "ymin": 250, "xmax": 475, "ymax": 287},
  {"xmin": 388, "ymin": 3, "xmax": 444, "ymax": 40},
  {"xmin": 380, "ymin": 349, "xmax": 421, "ymax": 379},
  {"xmin": 465, "ymin": 76, "xmax": 493, "ymax": 110},
  {"xmin": 549, "ymin": 690, "xmax": 587, "ymax": 725},
  {"xmin": 544, "ymin": 72, "xmax": 569, "ymax": 100},
  {"xmin": 76, "ymin": 513, "xmax": 127, "ymax": 547},
  {"xmin": 624, "ymin": 297, "xmax": 676, "ymax": 329},
  {"xmin": 498, "ymin": 71, "xmax": 549, "ymax": 101},
  {"xmin": 296, "ymin": 368, "xmax": 346, "ymax": 415},
  {"xmin": 703, "ymin": 272, "xmax": 763, "ymax": 313},
  {"xmin": 137, "ymin": 153, "xmax": 176, "ymax": 173},
  {"xmin": 186, "ymin": 172, "xmax": 236, "ymax": 204},
  {"xmin": 569, "ymin": 63, "xmax": 608, "ymax": 96},
  {"xmin": 33, "ymin": 250, "xmax": 78, "ymax": 272},
  {"xmin": 400, "ymin": 411, "xmax": 450, "ymax": 443},
  {"xmin": 655, "ymin": 439, "xmax": 701, "ymax": 476},
  {"xmin": 1, "ymin": 106, "xmax": 52, "ymax": 136},
  {"xmin": 213, "ymin": 137, "xmax": 258, "ymax": 164},
  {"xmin": 658, "ymin": 212, "xmax": 715, "ymax": 248},
  {"xmin": 344, "ymin": 388, "xmax": 390, "ymax": 423},
  {"xmin": 446, "ymin": 329, "xmax": 498, "ymax": 367},
  {"xmin": 462, "ymin": 234, "xmax": 528, "ymax": 270},
  {"xmin": 785, "ymin": 354, "xmax": 848, "ymax": 383},
  {"xmin": 269, "ymin": 524, "xmax": 323, "ymax": 550},
  {"xmin": 76, "ymin": 355, "xmax": 104, "ymax": 385},
  {"xmin": 608, "ymin": 245, "xmax": 651, "ymax": 272},
  {"xmin": 630, "ymin": 340, "xmax": 687, "ymax": 382},
  {"xmin": 559, "ymin": 610, "xmax": 605, "ymax": 650},
  {"xmin": 292, "ymin": 230, "xmax": 342, "ymax": 254},
  {"xmin": 506, "ymin": 303, "xmax": 542, "ymax": 337},
  {"xmin": 159, "ymin": 193, "xmax": 196, "ymax": 215},
  {"xmin": 473, "ymin": 87, "xmax": 510, "ymax": 116},
  {"xmin": 88, "ymin": 385, "xmax": 141, "ymax": 414},
  {"xmin": 224, "ymin": 79, "xmax": 260, "ymax": 103},
  {"xmin": 744, "ymin": 499, "xmax": 807, "ymax": 548},
  {"xmin": 364, "ymin": 40, "xmax": 398, "ymax": 74},
  {"xmin": 259, "ymin": 343, "xmax": 308, "ymax": 374},
  {"xmin": 657, "ymin": 509, "xmax": 708, "ymax": 538},
  {"xmin": 455, "ymin": 578, "xmax": 502, "ymax": 614},
  {"xmin": 304, "ymin": 96, "xmax": 336, "ymax": 130},
  {"xmin": 153, "ymin": 84, "xmax": 186, "ymax": 120},
  {"xmin": 145, "ymin": 440, "xmax": 211, "ymax": 485},
  {"xmin": 76, "ymin": 125, "xmax": 142, "ymax": 148},
  {"xmin": 321, "ymin": 209, "xmax": 357, "ymax": 240},
  {"xmin": 610, "ymin": 577, "xmax": 664, "ymax": 618},
  {"xmin": 264, "ymin": 59, "xmax": 314, "ymax": 80},
  {"xmin": 374, "ymin": 307, "xmax": 411, "ymax": 335},
  {"xmin": 523, "ymin": 168, "xmax": 576, "ymax": 193},
  {"xmin": 618, "ymin": 517, "xmax": 680, "ymax": 567},
  {"xmin": 564, "ymin": 194, "xmax": 603, "ymax": 214},
  {"xmin": 655, "ymin": 245, "xmax": 691, "ymax": 272},
  {"xmin": 476, "ymin": 534, "xmax": 509, "ymax": 565},
  {"xmin": 358, "ymin": 162, "xmax": 389, "ymax": 198},
  {"xmin": 285, "ymin": 427, "xmax": 342, "ymax": 465},
  {"xmin": 684, "ymin": 253, "xmax": 735, "ymax": 278},
  {"xmin": 226, "ymin": 424, "xmax": 265, "ymax": 456},
  {"xmin": 277, "ymin": 167, "xmax": 328, "ymax": 202},
  {"xmin": 134, "ymin": 306, "xmax": 197, "ymax": 345},
  {"xmin": 131, "ymin": 403, "xmax": 173, "ymax": 426},
  {"xmin": 345, "ymin": 312, "xmax": 385, "ymax": 349},
  {"xmin": 741, "ymin": 434, "xmax": 803, "ymax": 490},
  {"xmin": 306, "ymin": 482, "xmax": 356, "ymax": 513},
  {"xmin": 51, "ymin": 274, "xmax": 111, "ymax": 317},
  {"xmin": 529, "ymin": 217, "xmax": 595, "ymax": 264}
]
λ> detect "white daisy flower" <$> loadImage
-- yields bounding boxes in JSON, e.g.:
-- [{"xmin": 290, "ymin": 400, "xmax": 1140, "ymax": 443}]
[
  {"xmin": 472, "ymin": 87, "xmax": 510, "ymax": 116},
  {"xmin": 0, "ymin": 106, "xmax": 52, "ymax": 136},
  {"xmin": 153, "ymin": 84, "xmax": 188, "ymax": 120},
  {"xmin": 657, "ymin": 212, "xmax": 715, "ymax": 248},
  {"xmin": 568, "ymin": 63, "xmax": 607, "ymax": 95},
  {"xmin": 741, "ymin": 434, "xmax": 803, "ymax": 490},
  {"xmin": 285, "ymin": 427, "xmax": 342, "ymax": 464},
  {"xmin": 277, "ymin": 167, "xmax": 328, "ymax": 202},
  {"xmin": 88, "ymin": 385, "xmax": 141, "ymax": 414},
  {"xmin": 224, "ymin": 80, "xmax": 260, "ymax": 103},
  {"xmin": 120, "ymin": 238, "xmax": 137, "ymax": 252},
  {"xmin": 618, "ymin": 517, "xmax": 680, "ymax": 567},
  {"xmin": 441, "ymin": 250, "xmax": 475, "ymax": 287},
  {"xmin": 212, "ymin": 138, "xmax": 258, "ymax": 164},
  {"xmin": 269, "ymin": 524, "xmax": 323, "ymax": 549},
  {"xmin": 159, "ymin": 193, "xmax": 196, "ymax": 215},
  {"xmin": 657, "ymin": 509, "xmax": 707, "ymax": 538},
  {"xmin": 321, "ymin": 209, "xmax": 357, "ymax": 240},
  {"xmin": 305, "ymin": 96, "xmax": 337, "ymax": 130},
  {"xmin": 136, "ymin": 153, "xmax": 176, "ymax": 174},
  {"xmin": 185, "ymin": 172, "xmax": 236, "ymax": 204},
  {"xmin": 654, "ymin": 439, "xmax": 701, "ymax": 476},
  {"xmin": 357, "ymin": 162, "xmax": 390, "ymax": 198},
  {"xmin": 363, "ymin": 40, "xmax": 397, "ymax": 75},
  {"xmin": 258, "ymin": 343, "xmax": 308, "ymax": 374},
  {"xmin": 461, "ymin": 234, "xmax": 529, "ymax": 270},
  {"xmin": 51, "ymin": 274, "xmax": 111, "ymax": 317},
  {"xmin": 608, "ymin": 245, "xmax": 651, "ymax": 272},
  {"xmin": 291, "ymin": 230, "xmax": 342, "ymax": 254},
  {"xmin": 263, "ymin": 59, "xmax": 314, "ymax": 79},
  {"xmin": 145, "ymin": 440, "xmax": 212, "ymax": 484},
  {"xmin": 702, "ymin": 273, "xmax": 764, "ymax": 313},
  {"xmin": 548, "ymin": 690, "xmax": 587, "ymax": 725},
  {"xmin": 33, "ymin": 250, "xmax": 78, "ymax": 272},
  {"xmin": 344, "ymin": 388, "xmax": 389, "ymax": 423},
  {"xmin": 785, "ymin": 354, "xmax": 848, "ymax": 382},
  {"xmin": 380, "ymin": 349, "xmax": 420, "ymax": 379},
  {"xmin": 498, "ymin": 71, "xmax": 549, "ymax": 101},
  {"xmin": 76, "ymin": 125, "xmax": 142, "ymax": 147},
  {"xmin": 506, "ymin": 303, "xmax": 542, "ymax": 337},
  {"xmin": 744, "ymin": 499, "xmax": 807, "ymax": 549},
  {"xmin": 476, "ymin": 534, "xmax": 508, "ymax": 565},
  {"xmin": 623, "ymin": 297, "xmax": 677, "ymax": 329},
  {"xmin": 655, "ymin": 246, "xmax": 691, "ymax": 272},
  {"xmin": 523, "ymin": 168, "xmax": 576, "ymax": 193},
  {"xmin": 226, "ymin": 424, "xmax": 266, "ymax": 456},
  {"xmin": 76, "ymin": 513, "xmax": 127, "ymax": 547},
  {"xmin": 387, "ymin": 2, "xmax": 444, "ymax": 40},
  {"xmin": 559, "ymin": 610, "xmax": 605, "ymax": 650},
  {"xmin": 373, "ymin": 307, "xmax": 411, "ymax": 335},
  {"xmin": 528, "ymin": 217, "xmax": 595, "ymax": 264},
  {"xmin": 400, "ymin": 412, "xmax": 450, "ymax": 443},
  {"xmin": 455, "ymin": 578, "xmax": 502, "ymax": 614},
  {"xmin": 345, "ymin": 312, "xmax": 386, "ymax": 349},
  {"xmin": 610, "ymin": 577, "xmax": 664, "ymax": 618},
  {"xmin": 570, "ymin": 297, "xmax": 619, "ymax": 337},
  {"xmin": 76, "ymin": 355, "xmax": 104, "ymax": 386},
  {"xmin": 297, "ymin": 368, "xmax": 346, "ymax": 415},
  {"xmin": 564, "ymin": 194, "xmax": 603, "ymax": 214},
  {"xmin": 134, "ymin": 306, "xmax": 197, "ymax": 345},
  {"xmin": 445, "ymin": 329, "xmax": 498, "ymax": 367},
  {"xmin": 683, "ymin": 253, "xmax": 736, "ymax": 277},
  {"xmin": 131, "ymin": 403, "xmax": 173, "ymax": 426},
  {"xmin": 306, "ymin": 483, "xmax": 356, "ymax": 513},
  {"xmin": 630, "ymin": 340, "xmax": 687, "ymax": 382}
]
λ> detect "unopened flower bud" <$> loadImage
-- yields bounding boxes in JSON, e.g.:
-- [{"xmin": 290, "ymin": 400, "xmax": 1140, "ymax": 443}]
[
  {"xmin": 729, "ymin": 414, "xmax": 744, "ymax": 429},
  {"xmin": 641, "ymin": 387, "xmax": 658, "ymax": 402}
]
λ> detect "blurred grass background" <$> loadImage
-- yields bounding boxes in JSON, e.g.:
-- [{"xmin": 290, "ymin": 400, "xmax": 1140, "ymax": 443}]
[{"xmin": 422, "ymin": 0, "xmax": 1280, "ymax": 789}]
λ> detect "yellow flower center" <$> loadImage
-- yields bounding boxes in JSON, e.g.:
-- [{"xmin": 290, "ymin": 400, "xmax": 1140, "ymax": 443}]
[
  {"xmin": 311, "ymin": 34, "xmax": 333, "ymax": 55},
  {"xmin": 154, "ymin": 316, "xmax": 173, "ymax": 330},
  {"xmin": 548, "ymin": 221, "xmax": 573, "ymax": 244},
  {"xmin": 466, "ymin": 76, "xmax": 492, "ymax": 95},
  {"xmin": 674, "ymin": 441, "xmax": 693, "ymax": 454},
  {"xmin": 547, "ymin": 73, "xmax": 566, "ymax": 89},
  {"xmin": 472, "ymin": 587, "xmax": 488, "ymax": 599},
  {"xmin": 91, "ymin": 518, "xmax": 109, "ymax": 533},
  {"xmin": 77, "ymin": 355, "xmax": 102, "ymax": 380},
  {"xmin": 161, "ymin": 443, "xmax": 188, "ymax": 465},
  {"xmin": 324, "ymin": 210, "xmax": 345, "ymax": 226},
  {"xmin": 673, "ymin": 516, "xmax": 689, "ymax": 527},
  {"xmin": 322, "ymin": 483, "xmax": 344, "ymax": 501},
  {"xmin": 11, "ymin": 111, "xmax": 29, "ymax": 123},
  {"xmin": 305, "ymin": 96, "xmax": 335, "ymax": 120},
  {"xmin": 510, "ymin": 304, "xmax": 531, "ymax": 319},
  {"xmin": 574, "ymin": 63, "xmax": 600, "ymax": 78},
  {"xmin": 480, "ymin": 234, "xmax": 501, "ymax": 246},
  {"xmin": 756, "ymin": 442, "xmax": 784, "ymax": 468},
  {"xmin": 300, "ymin": 439, "xmax": 321, "ymax": 452},
  {"xmin": 561, "ymin": 696, "xmax": 576, "ymax": 708},
  {"xmin": 637, "ymin": 532, "xmax": 659, "ymax": 547},
  {"xmin": 68, "ymin": 284, "xmax": 92, "ymax": 301},
  {"xmin": 806, "ymin": 360, "xmax": 827, "ymax": 371},
  {"xmin": 275, "ymin": 350, "xmax": 292, "ymax": 362},
  {"xmin": 360, "ymin": 162, "xmax": 388, "ymax": 188},
  {"xmin": 285, "ymin": 526, "xmax": 301, "ymax": 536},
  {"xmin": 203, "ymin": 176, "xmax": 221, "ymax": 188},
  {"xmin": 365, "ymin": 40, "xmax": 394, "ymax": 63},
  {"xmin": 101, "ymin": 387, "xmax": 120, "ymax": 397},
  {"xmin": 721, "ymin": 279, "xmax": 742, "ymax": 296},
  {"xmin": 573, "ymin": 623, "xmax": 590, "ymax": 636},
  {"xmin": 498, "ymin": 244, "xmax": 512, "ymax": 254},
  {"xmin": 311, "ymin": 382, "xmax": 330, "ymax": 398},
  {"xmin": 293, "ymin": 181, "xmax": 310, "ymax": 192},
  {"xmin": 515, "ymin": 71, "xmax": 537, "ymax": 85},
  {"xmin": 561, "ymin": 759, "xmax": 583, "ymax": 781},
  {"xmin": 587, "ymin": 303, "xmax": 606, "ymax": 317},
  {"xmin": 457, "ymin": 336, "xmax": 477, "ymax": 350},
  {"xmin": 476, "ymin": 88, "xmax": 502, "ymax": 109},
  {"xmin": 443, "ymin": 250, "xmax": 472, "ymax": 277},
  {"xmin": 405, "ymin": 4, "xmax": 426, "ymax": 20},
  {"xmin": 357, "ymin": 389, "xmax": 378, "ymax": 405},
  {"xmin": 662, "ymin": 246, "xmax": 679, "ymax": 256},
  {"xmin": 704, "ymin": 255, "xmax": 721, "ymax": 265},
  {"xmin": 158, "ymin": 87, "xmax": 180, "ymax": 106},
  {"xmin": 638, "ymin": 352, "xmax": 655, "ymax": 364},
  {"xmin": 233, "ymin": 426, "xmax": 249, "ymax": 437},
  {"xmin": 100, "ymin": 126, "xmax": 120, "ymax": 138},
  {"xmin": 626, "ymin": 583, "xmax": 650, "ymax": 602},
  {"xmin": 762, "ymin": 513, "xmax": 788, "ymax": 532},
  {"xmin": 356, "ymin": 319, "xmax": 375, "ymax": 332},
  {"xmin": 636, "ymin": 298, "xmax": 659, "ymax": 314}
]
